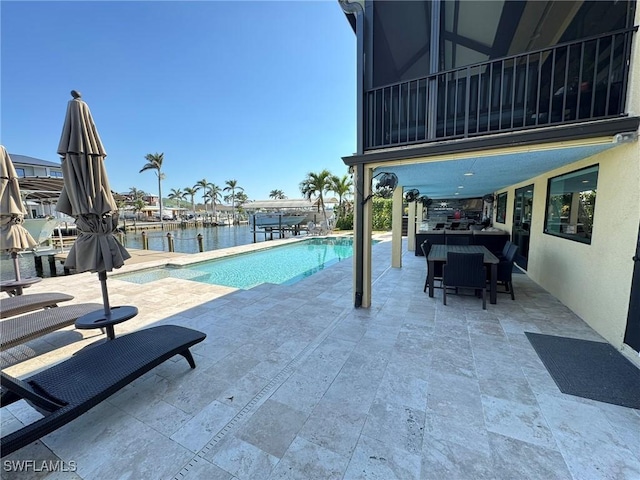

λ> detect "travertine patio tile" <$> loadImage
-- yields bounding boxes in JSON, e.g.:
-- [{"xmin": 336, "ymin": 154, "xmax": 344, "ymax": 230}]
[
  {"xmin": 171, "ymin": 400, "xmax": 237, "ymax": 452},
  {"xmin": 343, "ymin": 434, "xmax": 421, "ymax": 480},
  {"xmin": 268, "ymin": 436, "xmax": 349, "ymax": 480},
  {"xmin": 206, "ymin": 436, "xmax": 278, "ymax": 480},
  {"xmin": 298, "ymin": 399, "xmax": 367, "ymax": 457},
  {"xmin": 481, "ymin": 395, "xmax": 557, "ymax": 449},
  {"xmin": 236, "ymin": 399, "xmax": 308, "ymax": 459}
]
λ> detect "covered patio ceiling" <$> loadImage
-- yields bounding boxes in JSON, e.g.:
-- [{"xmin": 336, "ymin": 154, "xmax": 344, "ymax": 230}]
[{"xmin": 369, "ymin": 135, "xmax": 630, "ymax": 200}]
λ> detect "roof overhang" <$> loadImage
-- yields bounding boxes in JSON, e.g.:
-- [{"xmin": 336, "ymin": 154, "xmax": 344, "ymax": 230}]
[
  {"xmin": 343, "ymin": 116, "xmax": 640, "ymax": 199},
  {"xmin": 18, "ymin": 177, "xmax": 65, "ymax": 201}
]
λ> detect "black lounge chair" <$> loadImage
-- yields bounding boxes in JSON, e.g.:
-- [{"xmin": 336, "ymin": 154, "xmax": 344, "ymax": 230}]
[
  {"xmin": 1, "ymin": 325, "xmax": 206, "ymax": 456},
  {"xmin": 1, "ymin": 293, "xmax": 75, "ymax": 319},
  {"xmin": 0, "ymin": 303, "xmax": 103, "ymax": 351}
]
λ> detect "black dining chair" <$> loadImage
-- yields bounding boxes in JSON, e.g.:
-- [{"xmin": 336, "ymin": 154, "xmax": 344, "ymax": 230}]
[
  {"xmin": 495, "ymin": 243, "xmax": 519, "ymax": 300},
  {"xmin": 497, "ymin": 240, "xmax": 513, "ymax": 260},
  {"xmin": 442, "ymin": 252, "xmax": 487, "ymax": 309},
  {"xmin": 421, "ymin": 240, "xmax": 442, "ymax": 292}
]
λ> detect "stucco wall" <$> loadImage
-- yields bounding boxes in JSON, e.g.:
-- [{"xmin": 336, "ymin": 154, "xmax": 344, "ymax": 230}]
[{"xmin": 526, "ymin": 142, "xmax": 639, "ymax": 347}]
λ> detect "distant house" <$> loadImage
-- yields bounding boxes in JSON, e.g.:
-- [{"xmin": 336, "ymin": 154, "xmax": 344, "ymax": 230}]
[{"xmin": 9, "ymin": 153, "xmax": 66, "ymax": 219}]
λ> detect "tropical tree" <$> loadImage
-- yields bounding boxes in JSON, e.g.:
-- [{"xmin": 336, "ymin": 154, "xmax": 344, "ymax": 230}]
[
  {"xmin": 128, "ymin": 186, "xmax": 146, "ymax": 202},
  {"xmin": 300, "ymin": 169, "xmax": 333, "ymax": 221},
  {"xmin": 140, "ymin": 152, "xmax": 165, "ymax": 220},
  {"xmin": 183, "ymin": 186, "xmax": 198, "ymax": 215},
  {"xmin": 269, "ymin": 189, "xmax": 286, "ymax": 200},
  {"xmin": 329, "ymin": 174, "xmax": 353, "ymax": 221},
  {"xmin": 194, "ymin": 179, "xmax": 211, "ymax": 217},
  {"xmin": 224, "ymin": 179, "xmax": 244, "ymax": 224},
  {"xmin": 207, "ymin": 183, "xmax": 223, "ymax": 220},
  {"xmin": 168, "ymin": 188, "xmax": 185, "ymax": 216}
]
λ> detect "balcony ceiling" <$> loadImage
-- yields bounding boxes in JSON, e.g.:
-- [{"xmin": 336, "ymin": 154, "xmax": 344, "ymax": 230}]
[{"xmin": 372, "ymin": 137, "xmax": 622, "ymax": 201}]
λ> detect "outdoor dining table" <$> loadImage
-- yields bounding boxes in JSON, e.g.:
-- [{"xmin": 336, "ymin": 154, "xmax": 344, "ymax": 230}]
[{"xmin": 427, "ymin": 244, "xmax": 500, "ymax": 304}]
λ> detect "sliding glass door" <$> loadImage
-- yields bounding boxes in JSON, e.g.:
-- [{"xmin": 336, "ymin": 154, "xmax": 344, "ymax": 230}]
[{"xmin": 512, "ymin": 185, "xmax": 534, "ymax": 269}]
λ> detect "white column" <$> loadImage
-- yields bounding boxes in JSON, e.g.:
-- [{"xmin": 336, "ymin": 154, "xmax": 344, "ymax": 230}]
[{"xmin": 392, "ymin": 185, "xmax": 403, "ymax": 268}]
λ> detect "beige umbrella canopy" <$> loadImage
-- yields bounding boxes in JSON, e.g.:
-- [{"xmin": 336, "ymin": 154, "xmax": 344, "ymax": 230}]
[
  {"xmin": 56, "ymin": 91, "xmax": 134, "ymax": 322},
  {"xmin": 0, "ymin": 145, "xmax": 39, "ymax": 293}
]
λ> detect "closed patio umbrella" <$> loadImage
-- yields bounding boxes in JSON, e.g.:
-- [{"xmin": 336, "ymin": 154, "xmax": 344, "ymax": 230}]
[
  {"xmin": 56, "ymin": 91, "xmax": 135, "ymax": 326},
  {"xmin": 0, "ymin": 145, "xmax": 40, "ymax": 295}
]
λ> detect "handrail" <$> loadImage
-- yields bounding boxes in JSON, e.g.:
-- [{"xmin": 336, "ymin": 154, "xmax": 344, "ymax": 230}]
[{"xmin": 365, "ymin": 28, "xmax": 637, "ymax": 150}]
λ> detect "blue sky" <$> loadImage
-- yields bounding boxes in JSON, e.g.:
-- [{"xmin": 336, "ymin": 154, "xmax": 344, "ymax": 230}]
[{"xmin": 1, "ymin": 0, "xmax": 356, "ymax": 202}]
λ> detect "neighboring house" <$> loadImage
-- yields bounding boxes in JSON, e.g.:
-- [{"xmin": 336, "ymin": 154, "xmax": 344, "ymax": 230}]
[
  {"xmin": 10, "ymin": 153, "xmax": 65, "ymax": 218},
  {"xmin": 339, "ymin": 0, "xmax": 640, "ymax": 360}
]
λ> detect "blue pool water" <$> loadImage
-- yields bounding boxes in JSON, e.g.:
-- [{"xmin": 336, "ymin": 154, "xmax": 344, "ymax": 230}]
[{"xmin": 114, "ymin": 237, "xmax": 371, "ymax": 290}]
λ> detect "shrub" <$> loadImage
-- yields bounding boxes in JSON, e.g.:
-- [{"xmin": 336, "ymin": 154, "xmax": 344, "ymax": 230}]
[{"xmin": 372, "ymin": 198, "xmax": 393, "ymax": 231}]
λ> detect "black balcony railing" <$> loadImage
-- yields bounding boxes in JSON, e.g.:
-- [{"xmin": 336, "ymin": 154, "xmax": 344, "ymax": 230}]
[{"xmin": 365, "ymin": 27, "xmax": 637, "ymax": 150}]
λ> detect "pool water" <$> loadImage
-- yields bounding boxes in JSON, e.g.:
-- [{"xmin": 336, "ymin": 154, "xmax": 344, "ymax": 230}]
[{"xmin": 114, "ymin": 237, "xmax": 371, "ymax": 290}]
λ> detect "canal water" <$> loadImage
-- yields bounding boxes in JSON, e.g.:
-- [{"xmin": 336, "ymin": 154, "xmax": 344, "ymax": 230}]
[{"xmin": 1, "ymin": 225, "xmax": 275, "ymax": 280}]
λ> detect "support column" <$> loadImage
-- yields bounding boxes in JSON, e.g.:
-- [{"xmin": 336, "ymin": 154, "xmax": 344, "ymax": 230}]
[
  {"xmin": 407, "ymin": 200, "xmax": 417, "ymax": 252},
  {"xmin": 354, "ymin": 165, "xmax": 374, "ymax": 308},
  {"xmin": 391, "ymin": 186, "xmax": 403, "ymax": 268}
]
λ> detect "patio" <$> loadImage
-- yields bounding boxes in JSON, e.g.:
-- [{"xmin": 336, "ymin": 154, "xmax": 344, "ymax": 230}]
[{"xmin": 2, "ymin": 236, "xmax": 639, "ymax": 479}]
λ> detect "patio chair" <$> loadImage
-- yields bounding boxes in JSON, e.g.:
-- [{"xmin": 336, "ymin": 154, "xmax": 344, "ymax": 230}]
[
  {"xmin": 1, "ymin": 325, "xmax": 206, "ymax": 456},
  {"xmin": 442, "ymin": 252, "xmax": 487, "ymax": 309},
  {"xmin": 1, "ymin": 292, "xmax": 74, "ymax": 319},
  {"xmin": 496, "ymin": 240, "xmax": 513, "ymax": 260},
  {"xmin": 307, "ymin": 222, "xmax": 320, "ymax": 236},
  {"xmin": 494, "ymin": 243, "xmax": 519, "ymax": 300},
  {"xmin": 0, "ymin": 303, "xmax": 104, "ymax": 351},
  {"xmin": 420, "ymin": 240, "xmax": 442, "ymax": 292}
]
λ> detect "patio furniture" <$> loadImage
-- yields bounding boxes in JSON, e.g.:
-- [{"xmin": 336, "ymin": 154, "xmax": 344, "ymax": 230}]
[
  {"xmin": 0, "ymin": 278, "xmax": 42, "ymax": 297},
  {"xmin": 0, "ymin": 293, "xmax": 74, "ymax": 319},
  {"xmin": 427, "ymin": 244, "xmax": 499, "ymax": 303},
  {"xmin": 75, "ymin": 305, "xmax": 139, "ymax": 340},
  {"xmin": 420, "ymin": 240, "xmax": 442, "ymax": 292},
  {"xmin": 496, "ymin": 240, "xmax": 513, "ymax": 260},
  {"xmin": 442, "ymin": 252, "xmax": 487, "ymax": 309},
  {"xmin": 445, "ymin": 236, "xmax": 470, "ymax": 245},
  {"xmin": 0, "ymin": 303, "xmax": 103, "ymax": 351},
  {"xmin": 0, "ymin": 325, "xmax": 207, "ymax": 456},
  {"xmin": 494, "ymin": 243, "xmax": 519, "ymax": 300}
]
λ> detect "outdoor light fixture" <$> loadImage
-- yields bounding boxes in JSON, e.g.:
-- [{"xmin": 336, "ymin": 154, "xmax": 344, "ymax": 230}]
[
  {"xmin": 362, "ymin": 172, "xmax": 399, "ymax": 204},
  {"xmin": 404, "ymin": 189, "xmax": 420, "ymax": 202},
  {"xmin": 482, "ymin": 193, "xmax": 495, "ymax": 203}
]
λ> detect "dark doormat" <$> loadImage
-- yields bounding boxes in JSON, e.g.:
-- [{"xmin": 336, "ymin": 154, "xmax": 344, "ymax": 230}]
[{"xmin": 525, "ymin": 332, "xmax": 640, "ymax": 409}]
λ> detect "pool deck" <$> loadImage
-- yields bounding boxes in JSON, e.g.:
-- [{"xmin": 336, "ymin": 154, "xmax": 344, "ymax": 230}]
[{"xmin": 2, "ymin": 235, "xmax": 639, "ymax": 479}]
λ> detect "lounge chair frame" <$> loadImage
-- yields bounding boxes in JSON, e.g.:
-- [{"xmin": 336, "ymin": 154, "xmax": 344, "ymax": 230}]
[{"xmin": 1, "ymin": 325, "xmax": 206, "ymax": 456}]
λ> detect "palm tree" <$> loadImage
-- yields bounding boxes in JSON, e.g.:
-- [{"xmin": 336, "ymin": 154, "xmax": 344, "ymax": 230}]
[
  {"xmin": 140, "ymin": 153, "xmax": 165, "ymax": 221},
  {"xmin": 300, "ymin": 169, "xmax": 333, "ymax": 221},
  {"xmin": 330, "ymin": 174, "xmax": 353, "ymax": 221},
  {"xmin": 168, "ymin": 188, "xmax": 185, "ymax": 218},
  {"xmin": 207, "ymin": 183, "xmax": 222, "ymax": 220},
  {"xmin": 183, "ymin": 186, "xmax": 198, "ymax": 216},
  {"xmin": 269, "ymin": 189, "xmax": 286, "ymax": 200},
  {"xmin": 128, "ymin": 186, "xmax": 146, "ymax": 202},
  {"xmin": 224, "ymin": 179, "xmax": 244, "ymax": 225},
  {"xmin": 194, "ymin": 179, "xmax": 210, "ymax": 217}
]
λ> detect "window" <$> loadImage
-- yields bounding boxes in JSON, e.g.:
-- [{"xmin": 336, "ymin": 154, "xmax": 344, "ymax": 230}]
[
  {"xmin": 544, "ymin": 165, "xmax": 598, "ymax": 244},
  {"xmin": 15, "ymin": 168, "xmax": 25, "ymax": 177},
  {"xmin": 495, "ymin": 192, "xmax": 507, "ymax": 223},
  {"xmin": 50, "ymin": 171, "xmax": 63, "ymax": 178}
]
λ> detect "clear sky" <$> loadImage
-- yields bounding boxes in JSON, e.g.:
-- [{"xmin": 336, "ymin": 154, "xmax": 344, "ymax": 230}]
[{"xmin": 1, "ymin": 0, "xmax": 356, "ymax": 202}]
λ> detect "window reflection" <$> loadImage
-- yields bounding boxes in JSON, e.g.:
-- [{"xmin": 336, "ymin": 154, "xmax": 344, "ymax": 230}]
[{"xmin": 544, "ymin": 165, "xmax": 598, "ymax": 244}]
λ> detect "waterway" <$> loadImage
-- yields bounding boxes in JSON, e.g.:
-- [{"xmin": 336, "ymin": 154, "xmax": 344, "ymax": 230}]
[{"xmin": 1, "ymin": 225, "xmax": 279, "ymax": 281}]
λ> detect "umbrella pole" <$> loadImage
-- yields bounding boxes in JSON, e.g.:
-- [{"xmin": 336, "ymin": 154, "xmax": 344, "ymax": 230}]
[
  {"xmin": 98, "ymin": 271, "xmax": 111, "ymax": 315},
  {"xmin": 11, "ymin": 252, "xmax": 21, "ymax": 281}
]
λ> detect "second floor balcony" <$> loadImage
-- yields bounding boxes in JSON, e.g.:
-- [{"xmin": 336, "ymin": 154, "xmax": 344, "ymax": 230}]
[{"xmin": 365, "ymin": 28, "xmax": 637, "ymax": 151}]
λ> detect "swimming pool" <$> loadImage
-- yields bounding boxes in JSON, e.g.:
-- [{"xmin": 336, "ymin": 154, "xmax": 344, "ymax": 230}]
[{"xmin": 114, "ymin": 237, "xmax": 374, "ymax": 290}]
